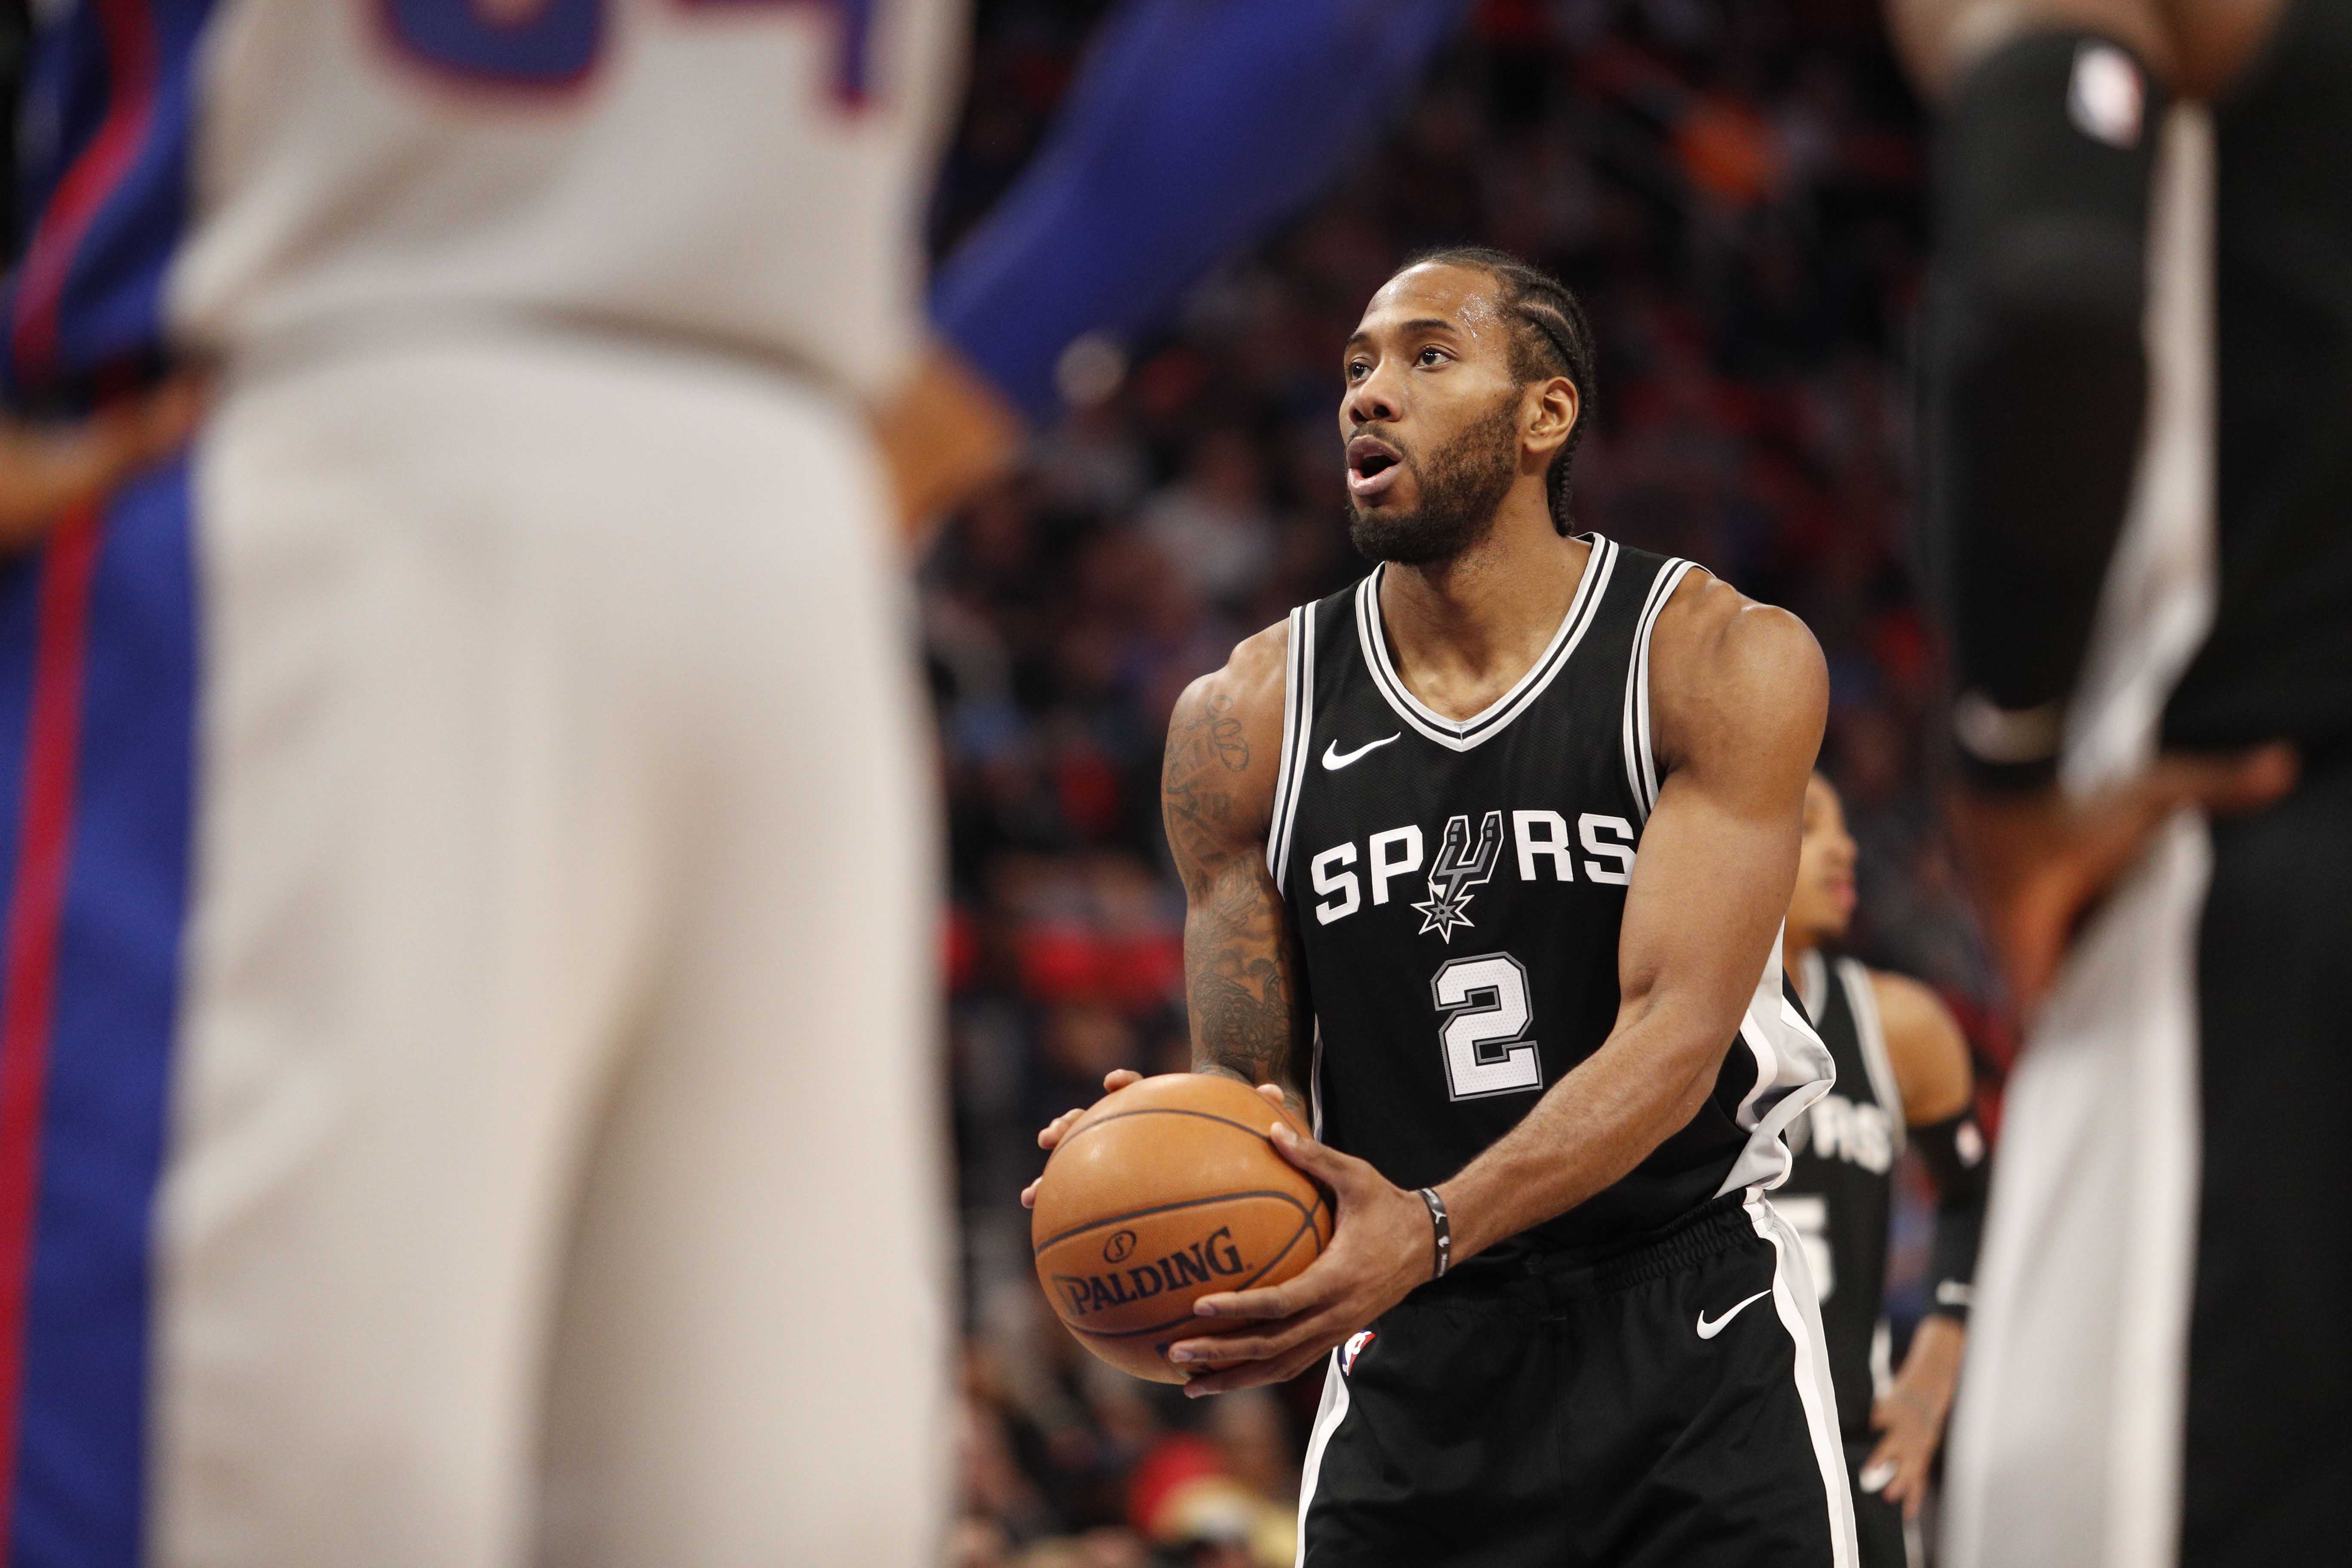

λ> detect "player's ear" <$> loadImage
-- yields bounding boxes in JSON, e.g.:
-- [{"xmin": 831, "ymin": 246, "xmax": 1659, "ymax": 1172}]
[{"xmin": 1525, "ymin": 376, "xmax": 1579, "ymax": 457}]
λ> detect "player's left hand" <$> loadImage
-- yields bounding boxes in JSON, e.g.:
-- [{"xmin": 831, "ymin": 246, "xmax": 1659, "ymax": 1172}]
[
  {"xmin": 1164, "ymin": 1087, "xmax": 1433, "ymax": 1396},
  {"xmin": 1859, "ymin": 1312, "xmax": 1963, "ymax": 1519}
]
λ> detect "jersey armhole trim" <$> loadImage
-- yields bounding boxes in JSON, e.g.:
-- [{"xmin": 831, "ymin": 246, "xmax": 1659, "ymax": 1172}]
[
  {"xmin": 1266, "ymin": 600, "xmax": 1317, "ymax": 891},
  {"xmin": 1796, "ymin": 947, "xmax": 1829, "ymax": 1024},
  {"xmin": 1620, "ymin": 557, "xmax": 1699, "ymax": 824},
  {"xmin": 1837, "ymin": 956, "xmax": 1907, "ymax": 1156}
]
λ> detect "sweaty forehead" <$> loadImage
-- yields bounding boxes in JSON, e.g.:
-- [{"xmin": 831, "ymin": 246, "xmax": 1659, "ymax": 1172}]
[{"xmin": 1356, "ymin": 263, "xmax": 1505, "ymax": 337}]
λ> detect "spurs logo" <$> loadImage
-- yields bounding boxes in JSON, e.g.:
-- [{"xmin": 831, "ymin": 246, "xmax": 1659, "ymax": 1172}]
[{"xmin": 1413, "ymin": 811, "xmax": 1503, "ymax": 941}]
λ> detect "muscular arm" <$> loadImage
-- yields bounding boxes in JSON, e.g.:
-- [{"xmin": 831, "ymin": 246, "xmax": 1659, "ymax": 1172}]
[
  {"xmin": 1436, "ymin": 579, "xmax": 1828, "ymax": 1265},
  {"xmin": 1872, "ymin": 972, "xmax": 1973, "ymax": 1126},
  {"xmin": 1163, "ymin": 624, "xmax": 1310, "ymax": 1108}
]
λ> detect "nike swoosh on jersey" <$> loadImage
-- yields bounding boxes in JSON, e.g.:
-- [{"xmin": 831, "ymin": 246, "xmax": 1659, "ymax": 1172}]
[
  {"xmin": 1695, "ymin": 1288, "xmax": 1772, "ymax": 1339},
  {"xmin": 1322, "ymin": 734, "xmax": 1400, "ymax": 770}
]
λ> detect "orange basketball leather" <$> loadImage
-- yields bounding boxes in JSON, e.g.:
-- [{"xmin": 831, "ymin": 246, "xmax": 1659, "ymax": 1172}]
[{"xmin": 1031, "ymin": 1074, "xmax": 1333, "ymax": 1383}]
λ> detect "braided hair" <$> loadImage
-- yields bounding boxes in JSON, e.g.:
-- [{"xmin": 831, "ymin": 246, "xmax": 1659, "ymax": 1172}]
[{"xmin": 1403, "ymin": 246, "xmax": 1599, "ymax": 535}]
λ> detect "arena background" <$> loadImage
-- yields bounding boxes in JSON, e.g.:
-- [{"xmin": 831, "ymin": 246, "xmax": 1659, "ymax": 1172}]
[{"xmin": 925, "ymin": 2, "xmax": 2013, "ymax": 1563}]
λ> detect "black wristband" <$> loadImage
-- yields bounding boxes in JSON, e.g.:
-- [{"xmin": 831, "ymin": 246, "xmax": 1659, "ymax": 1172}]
[
  {"xmin": 1417, "ymin": 1187, "xmax": 1451, "ymax": 1279},
  {"xmin": 1913, "ymin": 1110, "xmax": 1991, "ymax": 1320}
]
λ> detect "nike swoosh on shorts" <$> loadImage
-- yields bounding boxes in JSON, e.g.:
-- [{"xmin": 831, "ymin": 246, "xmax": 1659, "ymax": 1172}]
[{"xmin": 1695, "ymin": 1288, "xmax": 1771, "ymax": 1339}]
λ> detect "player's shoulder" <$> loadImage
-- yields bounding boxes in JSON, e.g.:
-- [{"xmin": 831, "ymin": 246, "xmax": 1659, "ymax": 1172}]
[
  {"xmin": 1163, "ymin": 619, "xmax": 1293, "ymax": 850},
  {"xmin": 1175, "ymin": 617, "xmax": 1291, "ymax": 740},
  {"xmin": 1646, "ymin": 570, "xmax": 1826, "ymax": 768},
  {"xmin": 1652, "ymin": 570, "xmax": 1821, "ymax": 683},
  {"xmin": 1862, "ymin": 966, "xmax": 1973, "ymax": 1122}
]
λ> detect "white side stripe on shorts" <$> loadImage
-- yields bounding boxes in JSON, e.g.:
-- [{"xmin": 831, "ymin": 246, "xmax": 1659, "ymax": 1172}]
[
  {"xmin": 1749, "ymin": 1196, "xmax": 1861, "ymax": 1568},
  {"xmin": 1292, "ymin": 1348, "xmax": 1353, "ymax": 1568}
]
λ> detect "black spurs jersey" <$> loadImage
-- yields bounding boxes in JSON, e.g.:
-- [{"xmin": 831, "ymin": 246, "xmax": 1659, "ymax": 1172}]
[
  {"xmin": 1776, "ymin": 950, "xmax": 1906, "ymax": 1439},
  {"xmin": 1268, "ymin": 536, "xmax": 1834, "ymax": 1262}
]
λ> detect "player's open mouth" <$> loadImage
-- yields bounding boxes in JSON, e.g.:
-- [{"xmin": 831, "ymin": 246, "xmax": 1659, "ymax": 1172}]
[{"xmin": 1347, "ymin": 436, "xmax": 1405, "ymax": 498}]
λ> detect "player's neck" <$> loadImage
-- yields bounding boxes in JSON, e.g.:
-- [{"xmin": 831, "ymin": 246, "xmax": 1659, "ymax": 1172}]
[{"xmin": 1376, "ymin": 502, "xmax": 1589, "ymax": 723}]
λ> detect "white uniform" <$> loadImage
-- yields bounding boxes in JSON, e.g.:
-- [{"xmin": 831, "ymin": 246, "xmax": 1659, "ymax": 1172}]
[{"xmin": 0, "ymin": 3, "xmax": 960, "ymax": 1564}]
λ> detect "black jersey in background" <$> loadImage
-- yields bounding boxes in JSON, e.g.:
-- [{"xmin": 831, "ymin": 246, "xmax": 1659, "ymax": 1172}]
[{"xmin": 1776, "ymin": 952, "xmax": 1906, "ymax": 1441}]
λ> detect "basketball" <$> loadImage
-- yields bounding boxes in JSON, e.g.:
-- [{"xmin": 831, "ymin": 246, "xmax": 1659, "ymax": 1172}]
[{"xmin": 1031, "ymin": 1074, "xmax": 1334, "ymax": 1382}]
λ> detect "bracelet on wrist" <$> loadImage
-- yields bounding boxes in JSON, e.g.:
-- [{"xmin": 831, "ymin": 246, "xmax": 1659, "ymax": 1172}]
[{"xmin": 1416, "ymin": 1187, "xmax": 1451, "ymax": 1279}]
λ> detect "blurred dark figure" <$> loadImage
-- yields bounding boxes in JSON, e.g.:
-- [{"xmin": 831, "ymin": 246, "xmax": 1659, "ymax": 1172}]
[{"xmin": 1895, "ymin": 0, "xmax": 2352, "ymax": 1560}]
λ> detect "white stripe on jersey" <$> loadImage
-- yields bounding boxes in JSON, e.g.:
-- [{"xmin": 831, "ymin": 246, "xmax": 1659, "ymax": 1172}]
[
  {"xmin": 1718, "ymin": 925, "xmax": 1836, "ymax": 1197},
  {"xmin": 1268, "ymin": 600, "xmax": 1318, "ymax": 890},
  {"xmin": 1293, "ymin": 1348, "xmax": 1354, "ymax": 1568},
  {"xmin": 1749, "ymin": 1197, "xmax": 1863, "ymax": 1568},
  {"xmin": 1619, "ymin": 556, "xmax": 1697, "ymax": 824}
]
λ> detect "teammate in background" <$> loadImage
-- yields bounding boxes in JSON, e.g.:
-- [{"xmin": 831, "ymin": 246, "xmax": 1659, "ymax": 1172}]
[
  {"xmin": 1893, "ymin": 0, "xmax": 2349, "ymax": 1560},
  {"xmin": 1776, "ymin": 773, "xmax": 1988, "ymax": 1568},
  {"xmin": 1032, "ymin": 248, "xmax": 1854, "ymax": 1564},
  {"xmin": 0, "ymin": 0, "xmax": 1490, "ymax": 1561}
]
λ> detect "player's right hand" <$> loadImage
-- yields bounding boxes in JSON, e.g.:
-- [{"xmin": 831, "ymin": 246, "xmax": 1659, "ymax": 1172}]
[
  {"xmin": 1949, "ymin": 744, "xmax": 2297, "ymax": 1015},
  {"xmin": 0, "ymin": 378, "xmax": 204, "ymax": 552},
  {"xmin": 1019, "ymin": 1069, "xmax": 1141, "ymax": 1209}
]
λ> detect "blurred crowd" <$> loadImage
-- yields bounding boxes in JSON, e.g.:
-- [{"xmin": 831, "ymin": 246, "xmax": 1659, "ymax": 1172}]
[{"xmin": 924, "ymin": 2, "xmax": 2006, "ymax": 1560}]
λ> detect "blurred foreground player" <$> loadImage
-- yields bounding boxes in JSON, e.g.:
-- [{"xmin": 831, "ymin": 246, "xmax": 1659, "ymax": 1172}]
[
  {"xmin": 1035, "ymin": 250, "xmax": 1854, "ymax": 1565},
  {"xmin": 0, "ymin": 0, "xmax": 1494, "ymax": 1562},
  {"xmin": 1776, "ymin": 774, "xmax": 1987, "ymax": 1568},
  {"xmin": 1893, "ymin": 0, "xmax": 2352, "ymax": 1559}
]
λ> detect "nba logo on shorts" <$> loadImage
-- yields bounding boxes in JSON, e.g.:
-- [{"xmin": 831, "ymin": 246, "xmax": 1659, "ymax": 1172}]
[{"xmin": 1342, "ymin": 1330, "xmax": 1376, "ymax": 1375}]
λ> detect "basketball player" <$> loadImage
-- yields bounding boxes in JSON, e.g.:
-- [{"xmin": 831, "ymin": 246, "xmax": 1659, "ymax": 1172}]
[
  {"xmin": 1892, "ymin": 0, "xmax": 2352, "ymax": 1560},
  {"xmin": 1776, "ymin": 772, "xmax": 1988, "ymax": 1568},
  {"xmin": 1032, "ymin": 248, "xmax": 1856, "ymax": 1563},
  {"xmin": 0, "ymin": 0, "xmax": 1495, "ymax": 1562}
]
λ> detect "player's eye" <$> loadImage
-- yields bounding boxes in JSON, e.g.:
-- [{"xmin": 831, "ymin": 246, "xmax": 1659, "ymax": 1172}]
[
  {"xmin": 1417, "ymin": 346, "xmax": 1449, "ymax": 367},
  {"xmin": 1346, "ymin": 359, "xmax": 1370, "ymax": 380}
]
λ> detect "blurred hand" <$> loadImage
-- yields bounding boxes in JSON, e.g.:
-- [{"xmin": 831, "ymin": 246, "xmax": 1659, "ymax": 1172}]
[
  {"xmin": 0, "ymin": 379, "xmax": 203, "ymax": 551},
  {"xmin": 1948, "ymin": 745, "xmax": 2296, "ymax": 1016},
  {"xmin": 1861, "ymin": 1312, "xmax": 1963, "ymax": 1518},
  {"xmin": 1018, "ymin": 1068, "xmax": 1141, "ymax": 1209},
  {"xmin": 871, "ymin": 340, "xmax": 1023, "ymax": 554},
  {"xmin": 1164, "ymin": 1099, "xmax": 1430, "ymax": 1396}
]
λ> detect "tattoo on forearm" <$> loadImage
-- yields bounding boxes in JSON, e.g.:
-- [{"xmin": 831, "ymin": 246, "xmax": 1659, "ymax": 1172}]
[
  {"xmin": 1163, "ymin": 687, "xmax": 1304, "ymax": 1101},
  {"xmin": 1188, "ymin": 931, "xmax": 1297, "ymax": 1088}
]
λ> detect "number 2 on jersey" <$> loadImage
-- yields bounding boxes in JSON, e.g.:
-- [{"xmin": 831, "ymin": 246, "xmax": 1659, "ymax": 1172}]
[
  {"xmin": 1431, "ymin": 953, "xmax": 1544, "ymax": 1100},
  {"xmin": 383, "ymin": 0, "xmax": 876, "ymax": 101}
]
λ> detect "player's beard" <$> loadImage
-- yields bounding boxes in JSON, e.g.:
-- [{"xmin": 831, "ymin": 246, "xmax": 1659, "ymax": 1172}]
[{"xmin": 1347, "ymin": 394, "xmax": 1522, "ymax": 566}]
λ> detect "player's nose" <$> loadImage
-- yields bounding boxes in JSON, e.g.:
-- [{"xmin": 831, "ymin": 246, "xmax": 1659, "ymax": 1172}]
[{"xmin": 1343, "ymin": 366, "xmax": 1401, "ymax": 429}]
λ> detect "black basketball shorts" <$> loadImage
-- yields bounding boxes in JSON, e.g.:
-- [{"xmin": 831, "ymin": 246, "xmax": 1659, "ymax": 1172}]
[{"xmin": 1296, "ymin": 1194, "xmax": 1857, "ymax": 1567}]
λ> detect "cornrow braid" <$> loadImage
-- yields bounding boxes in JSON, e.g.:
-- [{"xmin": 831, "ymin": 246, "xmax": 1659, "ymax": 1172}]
[{"xmin": 1405, "ymin": 246, "xmax": 1599, "ymax": 535}]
